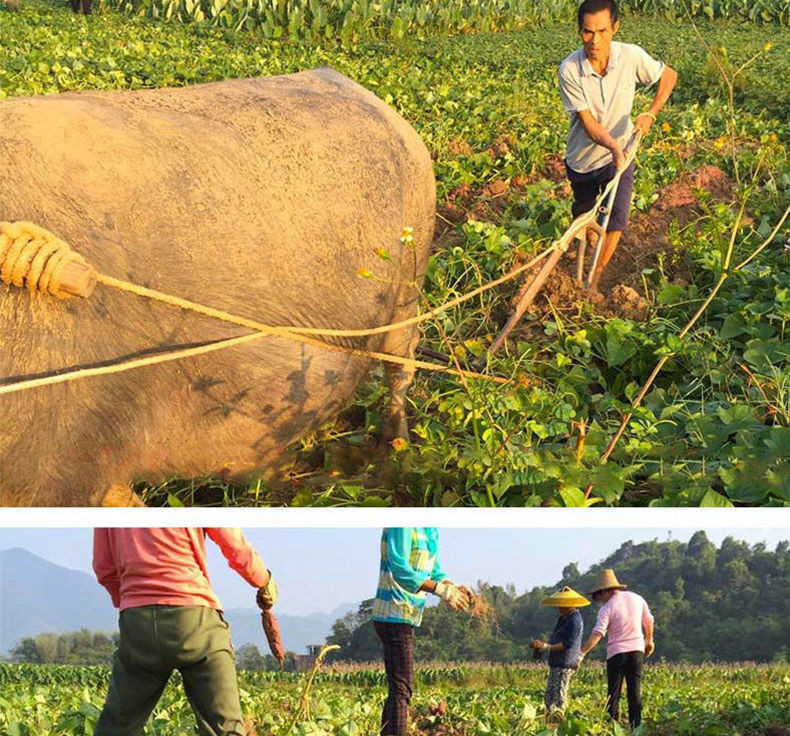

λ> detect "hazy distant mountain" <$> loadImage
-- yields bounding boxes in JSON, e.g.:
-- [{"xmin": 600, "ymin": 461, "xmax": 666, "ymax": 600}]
[
  {"xmin": 0, "ymin": 548, "xmax": 354, "ymax": 656},
  {"xmin": 0, "ymin": 548, "xmax": 117, "ymax": 653}
]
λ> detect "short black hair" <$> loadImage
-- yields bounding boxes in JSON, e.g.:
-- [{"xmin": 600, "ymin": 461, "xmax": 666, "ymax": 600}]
[{"xmin": 578, "ymin": 0, "xmax": 619, "ymax": 30}]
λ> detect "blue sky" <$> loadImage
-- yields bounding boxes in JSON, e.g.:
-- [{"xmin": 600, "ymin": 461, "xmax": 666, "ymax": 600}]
[{"xmin": 1, "ymin": 527, "xmax": 787, "ymax": 615}]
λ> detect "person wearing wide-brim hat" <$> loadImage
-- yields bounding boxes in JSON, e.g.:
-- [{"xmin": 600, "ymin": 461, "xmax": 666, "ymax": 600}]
[
  {"xmin": 530, "ymin": 586, "xmax": 590, "ymax": 719},
  {"xmin": 580, "ymin": 569, "xmax": 655, "ymax": 731}
]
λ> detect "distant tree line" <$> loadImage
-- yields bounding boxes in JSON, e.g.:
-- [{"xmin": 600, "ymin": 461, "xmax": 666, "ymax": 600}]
[
  {"xmin": 6, "ymin": 631, "xmax": 301, "ymax": 672},
  {"xmin": 327, "ymin": 533, "xmax": 790, "ymax": 664},
  {"xmin": 9, "ymin": 629, "xmax": 118, "ymax": 665},
  {"xmin": 234, "ymin": 643, "xmax": 301, "ymax": 672}
]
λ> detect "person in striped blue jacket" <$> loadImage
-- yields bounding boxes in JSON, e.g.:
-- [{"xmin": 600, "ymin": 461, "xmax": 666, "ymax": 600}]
[{"xmin": 372, "ymin": 528, "xmax": 473, "ymax": 736}]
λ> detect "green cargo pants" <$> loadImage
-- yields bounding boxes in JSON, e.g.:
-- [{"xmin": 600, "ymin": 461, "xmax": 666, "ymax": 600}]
[{"xmin": 95, "ymin": 605, "xmax": 246, "ymax": 736}]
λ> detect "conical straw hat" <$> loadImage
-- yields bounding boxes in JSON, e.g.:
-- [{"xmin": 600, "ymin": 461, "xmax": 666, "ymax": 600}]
[
  {"xmin": 541, "ymin": 586, "xmax": 590, "ymax": 608},
  {"xmin": 590, "ymin": 569, "xmax": 628, "ymax": 595}
]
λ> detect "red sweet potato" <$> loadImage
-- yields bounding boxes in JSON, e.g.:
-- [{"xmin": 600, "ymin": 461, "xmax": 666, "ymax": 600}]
[{"xmin": 261, "ymin": 610, "xmax": 285, "ymax": 665}]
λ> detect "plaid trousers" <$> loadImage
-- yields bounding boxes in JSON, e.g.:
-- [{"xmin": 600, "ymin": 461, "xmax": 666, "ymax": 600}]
[
  {"xmin": 544, "ymin": 666, "xmax": 574, "ymax": 712},
  {"xmin": 374, "ymin": 621, "xmax": 415, "ymax": 736}
]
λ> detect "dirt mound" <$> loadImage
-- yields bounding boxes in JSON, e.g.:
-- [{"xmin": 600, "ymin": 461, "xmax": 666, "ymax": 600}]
[
  {"xmin": 610, "ymin": 284, "xmax": 648, "ymax": 320},
  {"xmin": 446, "ymin": 139, "xmax": 474, "ymax": 157},
  {"xmin": 486, "ymin": 133, "xmax": 514, "ymax": 159},
  {"xmin": 482, "ymin": 179, "xmax": 508, "ymax": 197},
  {"xmin": 525, "ymin": 258, "xmax": 599, "ymax": 313},
  {"xmin": 445, "ymin": 133, "xmax": 515, "ymax": 161},
  {"xmin": 597, "ymin": 163, "xmax": 733, "ymax": 295},
  {"xmin": 507, "ymin": 254, "xmax": 646, "ymax": 324},
  {"xmin": 541, "ymin": 153, "xmax": 568, "ymax": 183},
  {"xmin": 657, "ymin": 163, "xmax": 731, "ymax": 210}
]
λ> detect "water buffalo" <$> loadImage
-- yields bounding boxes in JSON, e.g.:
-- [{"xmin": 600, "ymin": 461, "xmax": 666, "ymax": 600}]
[{"xmin": 0, "ymin": 68, "xmax": 435, "ymax": 506}]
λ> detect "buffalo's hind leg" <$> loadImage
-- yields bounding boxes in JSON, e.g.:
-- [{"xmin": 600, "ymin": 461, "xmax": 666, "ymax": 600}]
[
  {"xmin": 383, "ymin": 361, "xmax": 413, "ymax": 443},
  {"xmin": 100, "ymin": 484, "xmax": 145, "ymax": 507},
  {"xmin": 381, "ymin": 323, "xmax": 420, "ymax": 443}
]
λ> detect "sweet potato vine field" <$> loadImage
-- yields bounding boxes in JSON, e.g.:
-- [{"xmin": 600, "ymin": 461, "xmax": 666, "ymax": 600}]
[
  {"xmin": 2, "ymin": 1, "xmax": 790, "ymax": 506},
  {"xmin": 2, "ymin": 661, "xmax": 789, "ymax": 735}
]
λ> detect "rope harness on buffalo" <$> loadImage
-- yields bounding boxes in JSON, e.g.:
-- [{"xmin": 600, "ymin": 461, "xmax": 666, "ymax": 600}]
[
  {"xmin": 2, "ymin": 221, "xmax": 563, "ymax": 394},
  {"xmin": 1, "ymin": 144, "xmax": 652, "ymax": 395}
]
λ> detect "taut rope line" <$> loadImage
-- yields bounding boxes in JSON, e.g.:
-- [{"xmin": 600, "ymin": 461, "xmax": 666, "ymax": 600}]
[{"xmin": 0, "ymin": 330, "xmax": 508, "ymax": 398}]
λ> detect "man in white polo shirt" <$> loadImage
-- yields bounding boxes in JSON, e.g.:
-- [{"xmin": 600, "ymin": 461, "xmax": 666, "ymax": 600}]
[{"xmin": 559, "ymin": 0, "xmax": 677, "ymax": 291}]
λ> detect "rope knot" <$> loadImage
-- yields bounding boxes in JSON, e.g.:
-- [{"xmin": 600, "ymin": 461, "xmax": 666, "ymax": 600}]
[{"xmin": 0, "ymin": 221, "xmax": 97, "ymax": 298}]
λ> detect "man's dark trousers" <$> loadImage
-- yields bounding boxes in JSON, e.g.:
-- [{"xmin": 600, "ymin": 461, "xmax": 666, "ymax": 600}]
[
  {"xmin": 374, "ymin": 621, "xmax": 415, "ymax": 736},
  {"xmin": 95, "ymin": 605, "xmax": 245, "ymax": 736},
  {"xmin": 606, "ymin": 651, "xmax": 644, "ymax": 727}
]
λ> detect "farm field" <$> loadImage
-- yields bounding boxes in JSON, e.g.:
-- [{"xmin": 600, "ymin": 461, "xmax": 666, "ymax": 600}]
[
  {"xmin": 1, "ymin": 661, "xmax": 789, "ymax": 735},
  {"xmin": 2, "ymin": 2, "xmax": 790, "ymax": 506}
]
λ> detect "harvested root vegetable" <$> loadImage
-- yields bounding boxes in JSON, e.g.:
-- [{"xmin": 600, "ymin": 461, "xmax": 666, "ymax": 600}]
[
  {"xmin": 261, "ymin": 610, "xmax": 286, "ymax": 666},
  {"xmin": 469, "ymin": 595, "xmax": 497, "ymax": 625}
]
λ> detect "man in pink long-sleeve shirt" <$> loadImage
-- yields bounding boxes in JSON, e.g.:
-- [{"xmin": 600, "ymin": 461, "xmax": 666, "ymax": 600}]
[
  {"xmin": 580, "ymin": 568, "xmax": 655, "ymax": 730},
  {"xmin": 93, "ymin": 528, "xmax": 277, "ymax": 736}
]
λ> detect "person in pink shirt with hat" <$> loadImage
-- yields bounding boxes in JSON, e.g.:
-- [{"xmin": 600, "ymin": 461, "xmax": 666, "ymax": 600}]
[
  {"xmin": 92, "ymin": 527, "xmax": 278, "ymax": 736},
  {"xmin": 580, "ymin": 568, "xmax": 655, "ymax": 731}
]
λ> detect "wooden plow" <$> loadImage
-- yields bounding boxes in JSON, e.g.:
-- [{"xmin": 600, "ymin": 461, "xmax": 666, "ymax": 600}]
[{"xmin": 476, "ymin": 131, "xmax": 643, "ymax": 369}]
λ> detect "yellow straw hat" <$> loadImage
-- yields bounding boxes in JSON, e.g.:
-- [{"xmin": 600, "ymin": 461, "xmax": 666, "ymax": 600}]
[
  {"xmin": 540, "ymin": 586, "xmax": 590, "ymax": 608},
  {"xmin": 590, "ymin": 569, "xmax": 628, "ymax": 595}
]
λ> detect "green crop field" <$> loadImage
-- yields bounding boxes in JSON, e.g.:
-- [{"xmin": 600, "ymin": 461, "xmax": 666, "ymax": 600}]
[
  {"xmin": 3, "ymin": 0, "xmax": 790, "ymax": 506},
  {"xmin": 1, "ymin": 661, "xmax": 789, "ymax": 735}
]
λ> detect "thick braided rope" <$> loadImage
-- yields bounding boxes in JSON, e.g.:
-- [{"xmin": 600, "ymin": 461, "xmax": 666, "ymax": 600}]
[{"xmin": 0, "ymin": 221, "xmax": 89, "ymax": 298}]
